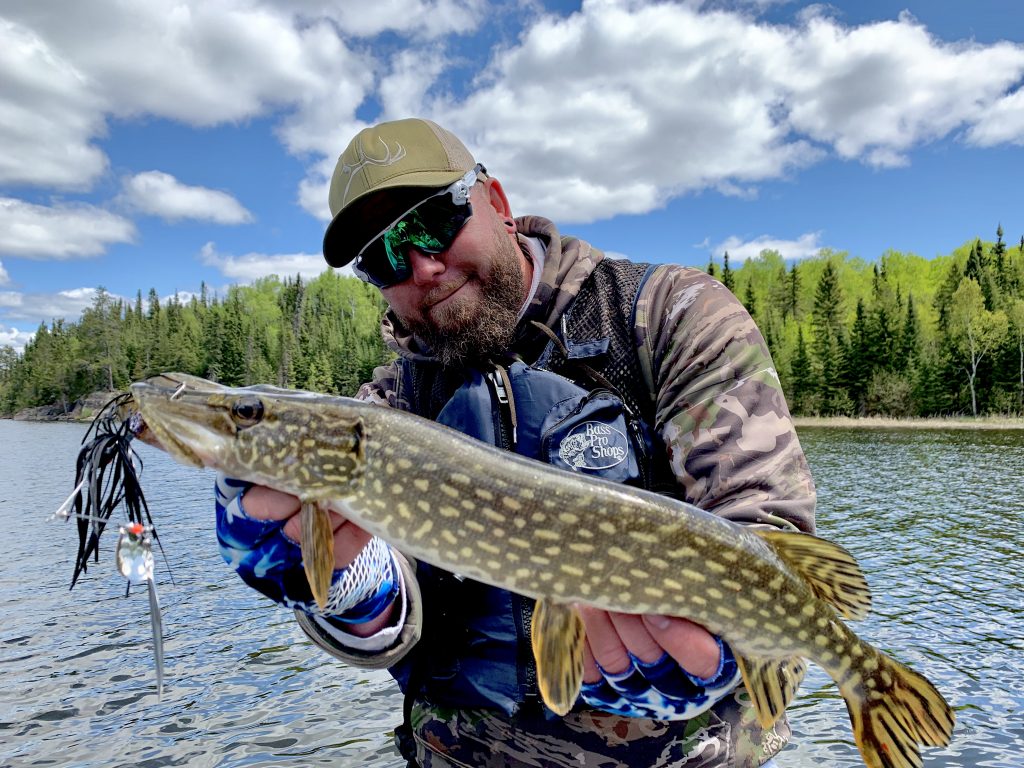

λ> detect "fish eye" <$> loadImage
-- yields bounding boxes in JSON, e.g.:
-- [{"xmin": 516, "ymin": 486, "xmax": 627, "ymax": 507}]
[{"xmin": 230, "ymin": 397, "xmax": 264, "ymax": 428}]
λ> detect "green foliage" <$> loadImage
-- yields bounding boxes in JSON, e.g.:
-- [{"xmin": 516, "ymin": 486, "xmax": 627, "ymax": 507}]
[
  {"xmin": 864, "ymin": 370, "xmax": 914, "ymax": 417},
  {"xmin": 733, "ymin": 223, "xmax": 1024, "ymax": 417},
  {"xmin": 0, "ymin": 270, "xmax": 392, "ymax": 415},
  {"xmin": 5, "ymin": 223, "xmax": 1024, "ymax": 420}
]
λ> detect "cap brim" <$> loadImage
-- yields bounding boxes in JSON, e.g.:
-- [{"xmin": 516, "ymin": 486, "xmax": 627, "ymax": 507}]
[{"xmin": 323, "ymin": 170, "xmax": 466, "ymax": 269}]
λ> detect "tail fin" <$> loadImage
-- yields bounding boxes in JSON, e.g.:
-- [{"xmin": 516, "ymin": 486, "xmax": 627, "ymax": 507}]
[{"xmin": 843, "ymin": 652, "xmax": 954, "ymax": 768}]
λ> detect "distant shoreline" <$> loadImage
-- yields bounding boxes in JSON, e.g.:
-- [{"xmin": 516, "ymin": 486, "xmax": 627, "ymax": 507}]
[
  {"xmin": 793, "ymin": 415, "xmax": 1024, "ymax": 430},
  {"xmin": 7, "ymin": 393, "xmax": 1024, "ymax": 431}
]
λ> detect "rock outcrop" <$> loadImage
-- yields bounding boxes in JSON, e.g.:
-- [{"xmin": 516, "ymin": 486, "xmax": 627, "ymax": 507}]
[{"xmin": 11, "ymin": 391, "xmax": 122, "ymax": 422}]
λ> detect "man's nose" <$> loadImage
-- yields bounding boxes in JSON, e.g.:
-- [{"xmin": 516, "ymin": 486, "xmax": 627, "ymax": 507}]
[{"xmin": 407, "ymin": 248, "xmax": 445, "ymax": 284}]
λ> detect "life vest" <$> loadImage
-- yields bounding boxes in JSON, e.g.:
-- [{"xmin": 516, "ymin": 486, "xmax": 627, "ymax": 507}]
[{"xmin": 390, "ymin": 259, "xmax": 670, "ymax": 715}]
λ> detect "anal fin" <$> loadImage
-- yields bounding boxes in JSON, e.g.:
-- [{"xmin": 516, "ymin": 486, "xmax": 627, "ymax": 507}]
[
  {"xmin": 737, "ymin": 655, "xmax": 808, "ymax": 729},
  {"xmin": 531, "ymin": 599, "xmax": 585, "ymax": 716}
]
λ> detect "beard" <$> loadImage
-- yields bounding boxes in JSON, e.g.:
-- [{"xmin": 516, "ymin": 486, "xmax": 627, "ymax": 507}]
[{"xmin": 399, "ymin": 230, "xmax": 525, "ymax": 368}]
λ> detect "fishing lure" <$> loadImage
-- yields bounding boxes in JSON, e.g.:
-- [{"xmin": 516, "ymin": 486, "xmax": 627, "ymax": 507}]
[{"xmin": 54, "ymin": 394, "xmax": 167, "ymax": 698}]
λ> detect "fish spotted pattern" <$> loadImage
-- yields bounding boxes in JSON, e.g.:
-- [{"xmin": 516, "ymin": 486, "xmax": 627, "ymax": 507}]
[{"xmin": 128, "ymin": 373, "xmax": 954, "ymax": 768}]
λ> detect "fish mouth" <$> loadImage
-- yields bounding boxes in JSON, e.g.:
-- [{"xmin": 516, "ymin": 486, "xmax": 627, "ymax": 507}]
[{"xmin": 129, "ymin": 375, "xmax": 226, "ymax": 469}]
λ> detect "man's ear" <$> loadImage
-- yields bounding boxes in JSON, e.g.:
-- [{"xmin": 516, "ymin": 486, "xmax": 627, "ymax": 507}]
[{"xmin": 483, "ymin": 177, "xmax": 515, "ymax": 231}]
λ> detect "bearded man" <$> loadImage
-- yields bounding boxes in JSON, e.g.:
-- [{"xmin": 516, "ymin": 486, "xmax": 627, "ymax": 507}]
[{"xmin": 214, "ymin": 118, "xmax": 816, "ymax": 767}]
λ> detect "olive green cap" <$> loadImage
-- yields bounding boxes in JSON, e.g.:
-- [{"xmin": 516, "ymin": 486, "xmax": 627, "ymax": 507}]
[{"xmin": 322, "ymin": 118, "xmax": 476, "ymax": 268}]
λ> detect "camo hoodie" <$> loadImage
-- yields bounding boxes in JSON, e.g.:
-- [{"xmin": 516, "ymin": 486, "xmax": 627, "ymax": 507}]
[{"xmin": 296, "ymin": 215, "xmax": 817, "ymax": 767}]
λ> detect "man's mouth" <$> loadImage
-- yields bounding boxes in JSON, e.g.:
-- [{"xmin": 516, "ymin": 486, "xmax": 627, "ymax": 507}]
[{"xmin": 425, "ymin": 277, "xmax": 470, "ymax": 308}]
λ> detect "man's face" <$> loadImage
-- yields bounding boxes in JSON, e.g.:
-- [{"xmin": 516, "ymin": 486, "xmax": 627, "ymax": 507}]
[{"xmin": 379, "ymin": 183, "xmax": 528, "ymax": 367}]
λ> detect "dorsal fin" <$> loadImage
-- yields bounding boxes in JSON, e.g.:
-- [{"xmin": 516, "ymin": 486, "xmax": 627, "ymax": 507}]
[
  {"xmin": 736, "ymin": 655, "xmax": 809, "ymax": 729},
  {"xmin": 752, "ymin": 529, "xmax": 872, "ymax": 620}
]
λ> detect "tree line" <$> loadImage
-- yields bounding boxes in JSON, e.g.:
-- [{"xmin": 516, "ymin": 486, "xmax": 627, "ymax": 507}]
[
  {"xmin": 0, "ymin": 271, "xmax": 390, "ymax": 416},
  {"xmin": 709, "ymin": 224, "xmax": 1024, "ymax": 417},
  {"xmin": 1, "ymin": 224, "xmax": 1022, "ymax": 418}
]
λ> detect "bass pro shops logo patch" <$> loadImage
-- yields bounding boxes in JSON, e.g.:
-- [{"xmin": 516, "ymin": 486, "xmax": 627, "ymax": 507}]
[{"xmin": 557, "ymin": 421, "xmax": 628, "ymax": 472}]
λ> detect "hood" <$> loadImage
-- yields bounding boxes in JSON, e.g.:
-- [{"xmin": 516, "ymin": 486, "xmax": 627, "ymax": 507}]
[{"xmin": 380, "ymin": 215, "xmax": 604, "ymax": 364}]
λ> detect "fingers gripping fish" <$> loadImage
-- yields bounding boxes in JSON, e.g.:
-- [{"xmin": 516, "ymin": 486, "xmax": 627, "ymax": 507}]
[{"xmin": 65, "ymin": 374, "xmax": 954, "ymax": 768}]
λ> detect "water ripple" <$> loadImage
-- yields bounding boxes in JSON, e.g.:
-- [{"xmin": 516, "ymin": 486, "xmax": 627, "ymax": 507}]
[{"xmin": 2, "ymin": 421, "xmax": 1021, "ymax": 766}]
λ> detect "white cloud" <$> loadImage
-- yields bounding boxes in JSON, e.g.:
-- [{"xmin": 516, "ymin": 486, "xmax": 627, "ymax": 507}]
[
  {"xmin": 120, "ymin": 171, "xmax": 253, "ymax": 224},
  {"xmin": 0, "ymin": 286, "xmax": 107, "ymax": 324},
  {"xmin": 0, "ymin": 198, "xmax": 136, "ymax": 259},
  {"xmin": 0, "ymin": 323, "xmax": 35, "ymax": 352},
  {"xmin": 4, "ymin": 0, "xmax": 1024, "ymax": 233},
  {"xmin": 294, "ymin": 47, "xmax": 450, "ymax": 222},
  {"xmin": 419, "ymin": 1, "xmax": 1024, "ymax": 222},
  {"xmin": 966, "ymin": 87, "xmax": 1024, "ymax": 147},
  {"xmin": 199, "ymin": 241, "xmax": 339, "ymax": 282},
  {"xmin": 0, "ymin": 0, "xmax": 483, "ymax": 195},
  {"xmin": 0, "ymin": 261, "xmax": 9, "ymax": 285},
  {"xmin": 0, "ymin": 2, "xmax": 374, "ymax": 191},
  {"xmin": 297, "ymin": 155, "xmax": 340, "ymax": 223},
  {"xmin": 776, "ymin": 10, "xmax": 1024, "ymax": 167},
  {"xmin": 0, "ymin": 19, "xmax": 108, "ymax": 189},
  {"xmin": 712, "ymin": 232, "xmax": 824, "ymax": 261},
  {"xmin": 279, "ymin": 0, "xmax": 485, "ymax": 38}
]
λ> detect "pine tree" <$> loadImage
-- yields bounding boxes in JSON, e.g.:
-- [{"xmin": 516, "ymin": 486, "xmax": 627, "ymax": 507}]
[
  {"xmin": 811, "ymin": 261, "xmax": 849, "ymax": 414},
  {"xmin": 843, "ymin": 299, "xmax": 872, "ymax": 413},
  {"xmin": 743, "ymin": 280, "xmax": 759, "ymax": 322},
  {"xmin": 219, "ymin": 293, "xmax": 248, "ymax": 386},
  {"xmin": 869, "ymin": 264, "xmax": 900, "ymax": 372},
  {"xmin": 993, "ymin": 224, "xmax": 1008, "ymax": 293},
  {"xmin": 964, "ymin": 238, "xmax": 998, "ymax": 310},
  {"xmin": 768, "ymin": 265, "xmax": 789, "ymax": 322},
  {"xmin": 721, "ymin": 251, "xmax": 735, "ymax": 293},
  {"xmin": 789, "ymin": 326, "xmax": 813, "ymax": 414},
  {"xmin": 706, "ymin": 258, "xmax": 718, "ymax": 279},
  {"xmin": 899, "ymin": 294, "xmax": 920, "ymax": 370},
  {"xmin": 934, "ymin": 260, "xmax": 963, "ymax": 334},
  {"xmin": 787, "ymin": 263, "xmax": 801, "ymax": 320},
  {"xmin": 78, "ymin": 287, "xmax": 122, "ymax": 391}
]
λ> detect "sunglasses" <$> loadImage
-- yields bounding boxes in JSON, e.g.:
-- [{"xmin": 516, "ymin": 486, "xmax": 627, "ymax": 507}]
[{"xmin": 353, "ymin": 164, "xmax": 485, "ymax": 288}]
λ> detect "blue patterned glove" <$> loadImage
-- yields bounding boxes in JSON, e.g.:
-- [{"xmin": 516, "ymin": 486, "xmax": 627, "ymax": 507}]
[
  {"xmin": 214, "ymin": 474, "xmax": 399, "ymax": 622},
  {"xmin": 580, "ymin": 636, "xmax": 740, "ymax": 720}
]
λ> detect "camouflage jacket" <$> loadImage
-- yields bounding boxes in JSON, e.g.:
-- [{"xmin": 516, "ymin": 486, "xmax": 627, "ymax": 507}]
[{"xmin": 297, "ymin": 215, "xmax": 817, "ymax": 768}]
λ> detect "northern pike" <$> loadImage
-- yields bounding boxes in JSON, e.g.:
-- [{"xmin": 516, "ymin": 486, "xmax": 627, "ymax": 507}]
[{"xmin": 77, "ymin": 373, "xmax": 953, "ymax": 768}]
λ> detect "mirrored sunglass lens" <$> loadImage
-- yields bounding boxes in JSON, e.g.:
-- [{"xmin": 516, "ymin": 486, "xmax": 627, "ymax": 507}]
[
  {"xmin": 358, "ymin": 195, "xmax": 471, "ymax": 287},
  {"xmin": 386, "ymin": 208, "xmax": 447, "ymax": 255},
  {"xmin": 358, "ymin": 239, "xmax": 410, "ymax": 287},
  {"xmin": 416, "ymin": 199, "xmax": 470, "ymax": 243}
]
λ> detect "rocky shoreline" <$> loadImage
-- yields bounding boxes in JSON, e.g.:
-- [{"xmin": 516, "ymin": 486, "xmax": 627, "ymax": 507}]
[{"xmin": 8, "ymin": 391, "xmax": 122, "ymax": 423}]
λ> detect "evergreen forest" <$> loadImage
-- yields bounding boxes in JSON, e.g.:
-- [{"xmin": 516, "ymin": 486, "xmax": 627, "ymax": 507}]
[
  {"xmin": 0, "ymin": 272, "xmax": 389, "ymax": 416},
  {"xmin": 2, "ymin": 225, "xmax": 1023, "ymax": 419}
]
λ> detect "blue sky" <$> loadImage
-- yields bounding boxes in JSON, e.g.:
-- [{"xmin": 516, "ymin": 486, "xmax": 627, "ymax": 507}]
[{"xmin": 2, "ymin": 0, "xmax": 1022, "ymax": 350}]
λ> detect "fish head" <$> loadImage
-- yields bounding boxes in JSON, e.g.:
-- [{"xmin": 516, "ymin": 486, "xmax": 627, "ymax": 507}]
[{"xmin": 129, "ymin": 373, "xmax": 367, "ymax": 497}]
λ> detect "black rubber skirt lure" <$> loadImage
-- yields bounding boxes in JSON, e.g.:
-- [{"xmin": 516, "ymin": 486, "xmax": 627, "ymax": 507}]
[{"xmin": 56, "ymin": 393, "xmax": 167, "ymax": 698}]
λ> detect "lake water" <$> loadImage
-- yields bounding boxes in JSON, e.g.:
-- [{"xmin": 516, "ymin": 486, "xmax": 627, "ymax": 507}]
[{"xmin": 0, "ymin": 421, "xmax": 1021, "ymax": 767}]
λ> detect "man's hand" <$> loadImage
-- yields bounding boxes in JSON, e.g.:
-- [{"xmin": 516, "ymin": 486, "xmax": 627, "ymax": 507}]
[
  {"xmin": 240, "ymin": 485, "xmax": 373, "ymax": 572},
  {"xmin": 580, "ymin": 607, "xmax": 722, "ymax": 682},
  {"xmin": 216, "ymin": 480, "xmax": 397, "ymax": 636},
  {"xmin": 577, "ymin": 606, "xmax": 739, "ymax": 720}
]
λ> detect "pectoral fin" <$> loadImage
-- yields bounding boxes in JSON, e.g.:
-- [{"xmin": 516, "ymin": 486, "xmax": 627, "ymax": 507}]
[
  {"xmin": 736, "ymin": 654, "xmax": 808, "ymax": 729},
  {"xmin": 531, "ymin": 599, "xmax": 586, "ymax": 716},
  {"xmin": 301, "ymin": 501, "xmax": 335, "ymax": 610}
]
